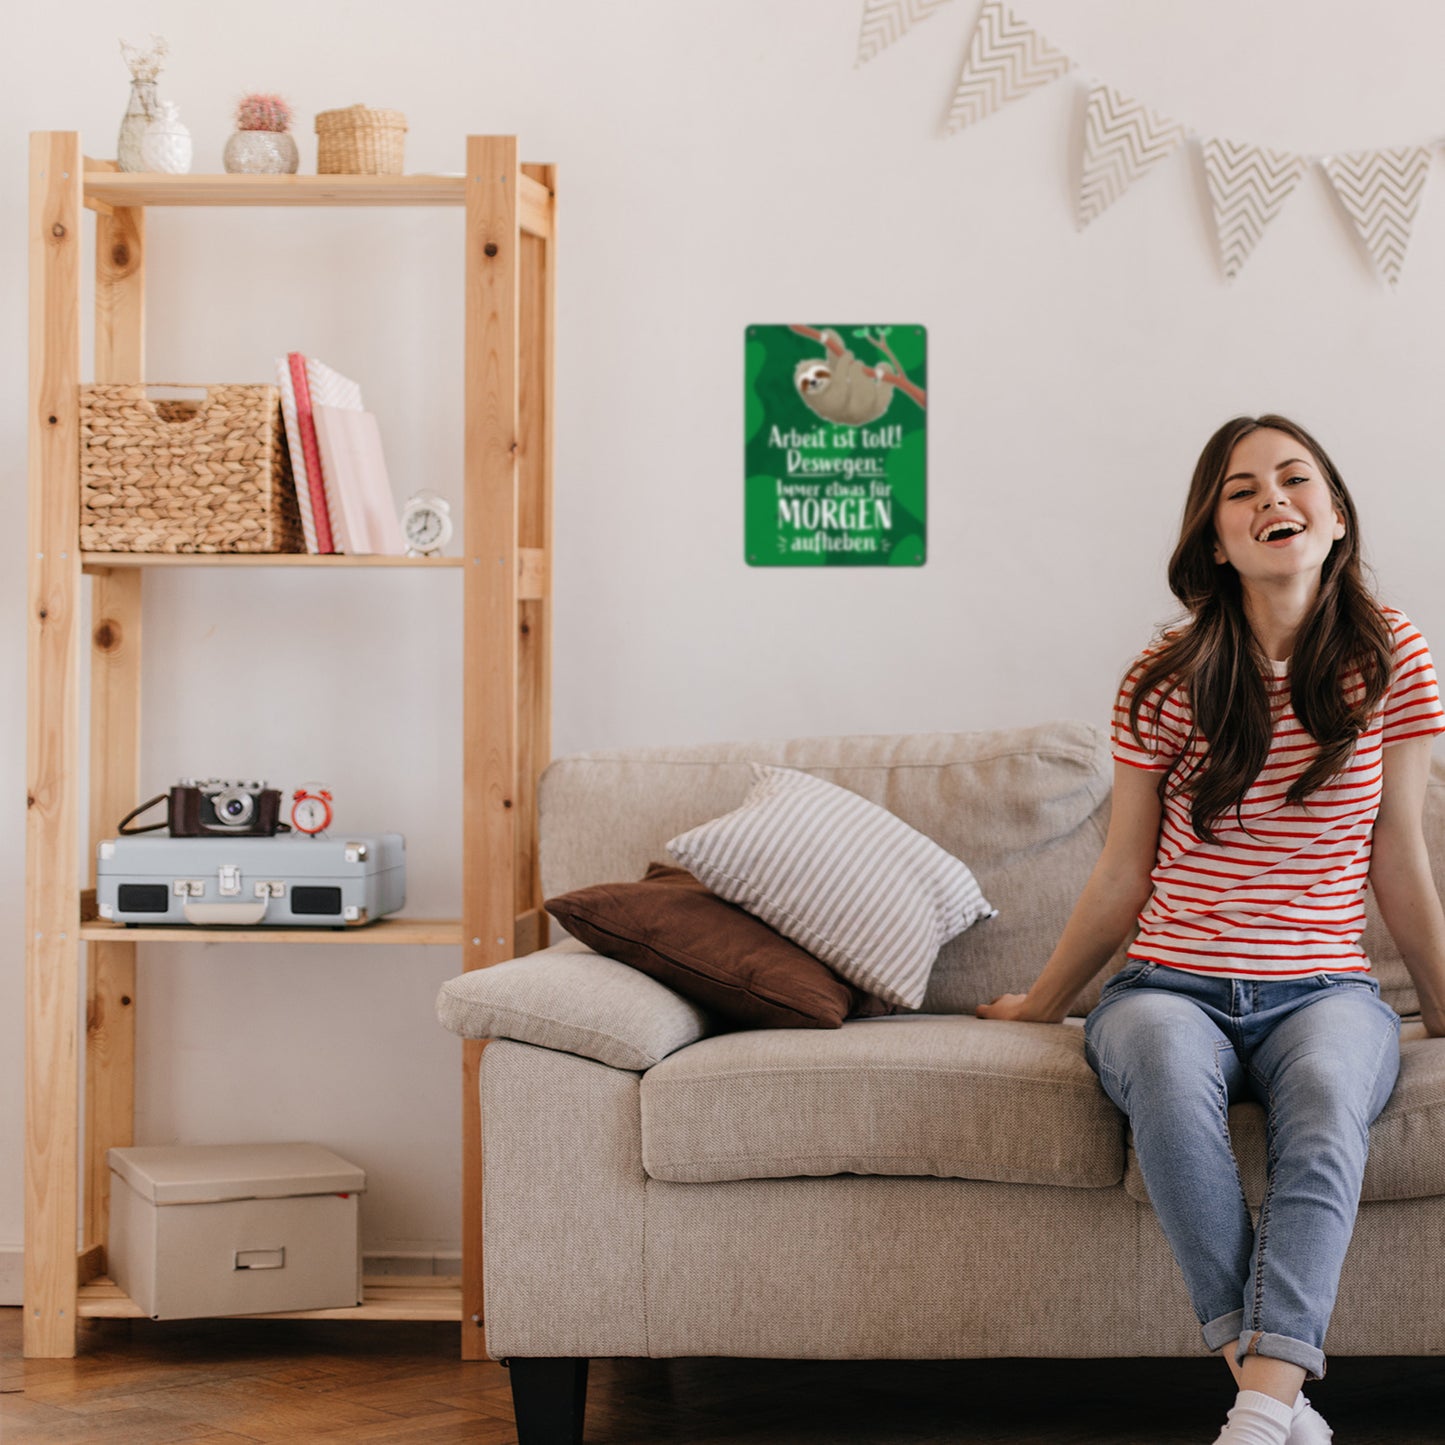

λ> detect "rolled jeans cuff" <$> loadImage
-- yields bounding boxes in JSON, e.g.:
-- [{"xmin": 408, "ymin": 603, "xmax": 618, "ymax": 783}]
[
  {"xmin": 1203, "ymin": 1309, "xmax": 1245, "ymax": 1353},
  {"xmin": 1233, "ymin": 1329, "xmax": 1327, "ymax": 1382}
]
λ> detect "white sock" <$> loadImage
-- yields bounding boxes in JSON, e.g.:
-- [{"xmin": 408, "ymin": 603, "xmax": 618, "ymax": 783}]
[
  {"xmin": 1212, "ymin": 1388, "xmax": 1295, "ymax": 1445},
  {"xmin": 1288, "ymin": 1390, "xmax": 1334, "ymax": 1444}
]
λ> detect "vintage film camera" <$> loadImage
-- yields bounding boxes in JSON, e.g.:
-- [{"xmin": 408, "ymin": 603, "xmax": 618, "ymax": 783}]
[{"xmin": 118, "ymin": 779, "xmax": 288, "ymax": 837}]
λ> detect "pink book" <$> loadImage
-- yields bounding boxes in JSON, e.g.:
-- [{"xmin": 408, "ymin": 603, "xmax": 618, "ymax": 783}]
[
  {"xmin": 312, "ymin": 405, "xmax": 406, "ymax": 556},
  {"xmin": 288, "ymin": 352, "xmax": 335, "ymax": 553}
]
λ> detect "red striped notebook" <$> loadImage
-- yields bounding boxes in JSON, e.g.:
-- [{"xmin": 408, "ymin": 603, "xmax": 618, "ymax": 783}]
[{"xmin": 287, "ymin": 352, "xmax": 334, "ymax": 554}]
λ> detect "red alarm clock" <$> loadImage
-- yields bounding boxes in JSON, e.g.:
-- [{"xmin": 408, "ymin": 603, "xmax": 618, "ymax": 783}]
[{"xmin": 290, "ymin": 785, "xmax": 334, "ymax": 836}]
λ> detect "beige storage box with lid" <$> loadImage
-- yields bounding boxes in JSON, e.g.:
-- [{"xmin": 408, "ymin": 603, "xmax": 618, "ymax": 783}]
[{"xmin": 107, "ymin": 1142, "xmax": 366, "ymax": 1320}]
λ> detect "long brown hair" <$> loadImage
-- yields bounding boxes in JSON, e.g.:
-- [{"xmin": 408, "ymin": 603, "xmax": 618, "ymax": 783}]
[{"xmin": 1128, "ymin": 414, "xmax": 1393, "ymax": 843}]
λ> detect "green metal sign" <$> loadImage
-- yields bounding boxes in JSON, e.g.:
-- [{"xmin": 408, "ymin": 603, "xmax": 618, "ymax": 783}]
[{"xmin": 745, "ymin": 324, "xmax": 926, "ymax": 566}]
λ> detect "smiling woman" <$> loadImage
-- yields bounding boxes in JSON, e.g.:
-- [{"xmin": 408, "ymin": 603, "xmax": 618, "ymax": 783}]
[{"xmin": 977, "ymin": 411, "xmax": 1445, "ymax": 1445}]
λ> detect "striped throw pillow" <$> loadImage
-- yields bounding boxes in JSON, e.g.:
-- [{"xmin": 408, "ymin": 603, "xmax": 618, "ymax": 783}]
[{"xmin": 666, "ymin": 766, "xmax": 996, "ymax": 1010}]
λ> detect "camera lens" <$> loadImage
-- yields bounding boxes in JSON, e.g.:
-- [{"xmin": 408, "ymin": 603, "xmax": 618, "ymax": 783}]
[{"xmin": 215, "ymin": 788, "xmax": 254, "ymax": 826}]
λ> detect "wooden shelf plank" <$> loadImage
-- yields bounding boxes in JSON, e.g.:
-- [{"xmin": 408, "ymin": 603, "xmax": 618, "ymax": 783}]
[
  {"xmin": 78, "ymin": 1276, "xmax": 464, "ymax": 1322},
  {"xmin": 81, "ymin": 548, "xmax": 546, "ymax": 597},
  {"xmin": 85, "ymin": 172, "xmax": 468, "ymax": 208},
  {"xmin": 80, "ymin": 917, "xmax": 465, "ymax": 945},
  {"xmin": 81, "ymin": 169, "xmax": 554, "ymax": 237},
  {"xmin": 82, "ymin": 552, "xmax": 464, "ymax": 570}
]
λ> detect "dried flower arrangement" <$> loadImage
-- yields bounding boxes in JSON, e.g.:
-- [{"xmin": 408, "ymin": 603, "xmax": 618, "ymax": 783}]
[
  {"xmin": 236, "ymin": 93, "xmax": 294, "ymax": 133},
  {"xmin": 119, "ymin": 34, "xmax": 168, "ymax": 82},
  {"xmin": 116, "ymin": 35, "xmax": 171, "ymax": 172}
]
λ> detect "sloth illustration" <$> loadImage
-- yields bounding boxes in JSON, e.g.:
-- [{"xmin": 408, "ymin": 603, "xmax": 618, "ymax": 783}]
[{"xmin": 793, "ymin": 330, "xmax": 896, "ymax": 426}]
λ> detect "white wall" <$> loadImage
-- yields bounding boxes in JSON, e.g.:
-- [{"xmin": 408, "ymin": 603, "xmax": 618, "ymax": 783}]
[{"xmin": 5, "ymin": 0, "xmax": 1445, "ymax": 1279}]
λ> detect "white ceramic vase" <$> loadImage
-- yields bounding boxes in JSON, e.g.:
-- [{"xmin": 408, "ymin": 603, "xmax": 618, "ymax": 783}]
[
  {"xmin": 141, "ymin": 101, "xmax": 193, "ymax": 175},
  {"xmin": 117, "ymin": 78, "xmax": 158, "ymax": 173},
  {"xmin": 223, "ymin": 129, "xmax": 299, "ymax": 174}
]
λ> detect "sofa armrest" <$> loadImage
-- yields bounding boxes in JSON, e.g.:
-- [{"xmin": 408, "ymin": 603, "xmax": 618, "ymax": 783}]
[{"xmin": 436, "ymin": 939, "xmax": 711, "ymax": 1071}]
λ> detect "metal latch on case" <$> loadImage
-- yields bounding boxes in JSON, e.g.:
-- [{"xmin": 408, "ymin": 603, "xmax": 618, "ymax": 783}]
[
  {"xmin": 233, "ymin": 1247, "xmax": 285, "ymax": 1271},
  {"xmin": 218, "ymin": 864, "xmax": 242, "ymax": 897}
]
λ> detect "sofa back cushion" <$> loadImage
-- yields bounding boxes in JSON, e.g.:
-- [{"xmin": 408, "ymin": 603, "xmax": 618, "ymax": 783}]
[
  {"xmin": 540, "ymin": 721, "xmax": 1118, "ymax": 1015},
  {"xmin": 542, "ymin": 725, "xmax": 1445, "ymax": 1018}
]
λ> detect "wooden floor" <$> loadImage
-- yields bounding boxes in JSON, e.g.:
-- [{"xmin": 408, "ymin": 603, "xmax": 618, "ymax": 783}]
[{"xmin": 3, "ymin": 1308, "xmax": 1444, "ymax": 1442}]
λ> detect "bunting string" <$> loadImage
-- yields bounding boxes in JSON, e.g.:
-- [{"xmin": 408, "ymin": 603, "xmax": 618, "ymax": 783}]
[{"xmin": 858, "ymin": 0, "xmax": 1442, "ymax": 286}]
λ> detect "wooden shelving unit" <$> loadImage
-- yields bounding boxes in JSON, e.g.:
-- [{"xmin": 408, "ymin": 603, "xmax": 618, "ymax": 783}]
[{"xmin": 25, "ymin": 133, "xmax": 556, "ymax": 1359}]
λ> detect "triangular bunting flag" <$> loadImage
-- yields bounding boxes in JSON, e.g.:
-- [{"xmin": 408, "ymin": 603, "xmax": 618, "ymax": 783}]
[
  {"xmin": 945, "ymin": 0, "xmax": 1072, "ymax": 133},
  {"xmin": 1319, "ymin": 147, "xmax": 1432, "ymax": 288},
  {"xmin": 1077, "ymin": 82, "xmax": 1189, "ymax": 228},
  {"xmin": 1201, "ymin": 139, "xmax": 1307, "ymax": 281},
  {"xmin": 856, "ymin": 0, "xmax": 955, "ymax": 67}
]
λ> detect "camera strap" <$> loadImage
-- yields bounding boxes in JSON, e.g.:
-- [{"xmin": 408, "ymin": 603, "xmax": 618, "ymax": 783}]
[{"xmin": 117, "ymin": 793, "xmax": 172, "ymax": 835}]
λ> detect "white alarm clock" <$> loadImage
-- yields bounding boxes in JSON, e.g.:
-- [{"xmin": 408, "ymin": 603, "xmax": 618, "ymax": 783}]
[
  {"xmin": 401, "ymin": 491, "xmax": 454, "ymax": 557},
  {"xmin": 290, "ymin": 785, "xmax": 333, "ymax": 836}
]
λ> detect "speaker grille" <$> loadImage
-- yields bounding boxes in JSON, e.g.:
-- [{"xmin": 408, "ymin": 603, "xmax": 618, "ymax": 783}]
[
  {"xmin": 292, "ymin": 886, "xmax": 343, "ymax": 916},
  {"xmin": 117, "ymin": 884, "xmax": 170, "ymax": 914}
]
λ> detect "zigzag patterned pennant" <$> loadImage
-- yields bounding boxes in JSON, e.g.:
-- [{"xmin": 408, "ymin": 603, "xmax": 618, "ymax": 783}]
[
  {"xmin": 1201, "ymin": 139, "xmax": 1307, "ymax": 281},
  {"xmin": 1077, "ymin": 82, "xmax": 1189, "ymax": 229},
  {"xmin": 945, "ymin": 0, "xmax": 1072, "ymax": 133},
  {"xmin": 856, "ymin": 0, "xmax": 955, "ymax": 67},
  {"xmin": 1319, "ymin": 147, "xmax": 1433, "ymax": 288}
]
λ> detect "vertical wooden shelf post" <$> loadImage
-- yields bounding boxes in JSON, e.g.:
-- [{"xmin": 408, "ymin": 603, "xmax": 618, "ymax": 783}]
[
  {"xmin": 517, "ymin": 161, "xmax": 556, "ymax": 948},
  {"xmin": 84, "ymin": 175, "xmax": 146, "ymax": 1267},
  {"xmin": 461, "ymin": 135, "xmax": 521, "ymax": 1358},
  {"xmin": 25, "ymin": 130, "xmax": 84, "ymax": 1359}
]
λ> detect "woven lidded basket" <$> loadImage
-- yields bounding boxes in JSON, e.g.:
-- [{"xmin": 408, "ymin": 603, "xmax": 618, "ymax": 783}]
[
  {"xmin": 80, "ymin": 384, "xmax": 304, "ymax": 554},
  {"xmin": 315, "ymin": 104, "xmax": 407, "ymax": 175}
]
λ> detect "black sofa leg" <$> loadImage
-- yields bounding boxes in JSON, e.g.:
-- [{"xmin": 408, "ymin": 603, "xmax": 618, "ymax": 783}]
[{"xmin": 507, "ymin": 1356, "xmax": 590, "ymax": 1444}]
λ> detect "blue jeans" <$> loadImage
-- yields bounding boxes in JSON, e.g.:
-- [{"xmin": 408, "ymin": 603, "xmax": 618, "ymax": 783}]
[{"xmin": 1083, "ymin": 960, "xmax": 1401, "ymax": 1381}]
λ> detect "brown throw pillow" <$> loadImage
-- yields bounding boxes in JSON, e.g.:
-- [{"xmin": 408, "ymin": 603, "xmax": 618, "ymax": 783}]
[{"xmin": 545, "ymin": 863, "xmax": 894, "ymax": 1029}]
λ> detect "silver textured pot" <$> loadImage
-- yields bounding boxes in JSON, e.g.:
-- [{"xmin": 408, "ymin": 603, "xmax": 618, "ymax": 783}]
[{"xmin": 223, "ymin": 130, "xmax": 299, "ymax": 175}]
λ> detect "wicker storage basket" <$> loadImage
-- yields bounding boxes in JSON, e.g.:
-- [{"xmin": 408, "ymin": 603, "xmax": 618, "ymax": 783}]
[
  {"xmin": 315, "ymin": 104, "xmax": 407, "ymax": 175},
  {"xmin": 80, "ymin": 384, "xmax": 305, "ymax": 554}
]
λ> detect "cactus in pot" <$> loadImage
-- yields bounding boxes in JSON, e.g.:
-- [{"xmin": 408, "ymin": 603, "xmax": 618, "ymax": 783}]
[{"xmin": 224, "ymin": 92, "xmax": 299, "ymax": 174}]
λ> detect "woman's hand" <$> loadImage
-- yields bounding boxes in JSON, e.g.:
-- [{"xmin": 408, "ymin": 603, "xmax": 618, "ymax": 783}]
[
  {"xmin": 975, "ymin": 993, "xmax": 1057, "ymax": 1023},
  {"xmin": 973, "ymin": 761, "xmax": 1160, "ymax": 1029}
]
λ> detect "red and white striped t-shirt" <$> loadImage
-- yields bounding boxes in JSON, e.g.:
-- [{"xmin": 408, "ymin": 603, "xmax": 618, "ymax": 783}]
[{"xmin": 1112, "ymin": 606, "xmax": 1445, "ymax": 979}]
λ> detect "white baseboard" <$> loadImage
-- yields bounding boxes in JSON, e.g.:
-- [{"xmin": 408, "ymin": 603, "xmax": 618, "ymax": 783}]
[
  {"xmin": 0, "ymin": 1247, "xmax": 459, "ymax": 1304},
  {"xmin": 0, "ymin": 1247, "xmax": 21, "ymax": 1306}
]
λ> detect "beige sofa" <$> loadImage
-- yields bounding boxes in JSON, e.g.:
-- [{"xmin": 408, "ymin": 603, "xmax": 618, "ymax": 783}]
[{"xmin": 437, "ymin": 722, "xmax": 1445, "ymax": 1443}]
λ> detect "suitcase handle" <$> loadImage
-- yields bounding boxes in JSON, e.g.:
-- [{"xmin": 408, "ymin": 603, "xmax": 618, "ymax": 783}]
[{"xmin": 183, "ymin": 900, "xmax": 269, "ymax": 926}]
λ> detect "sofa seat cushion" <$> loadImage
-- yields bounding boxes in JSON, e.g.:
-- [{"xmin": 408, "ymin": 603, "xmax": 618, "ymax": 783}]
[
  {"xmin": 1124, "ymin": 1019, "xmax": 1445, "ymax": 1207},
  {"xmin": 639, "ymin": 1015, "xmax": 1124, "ymax": 1187}
]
